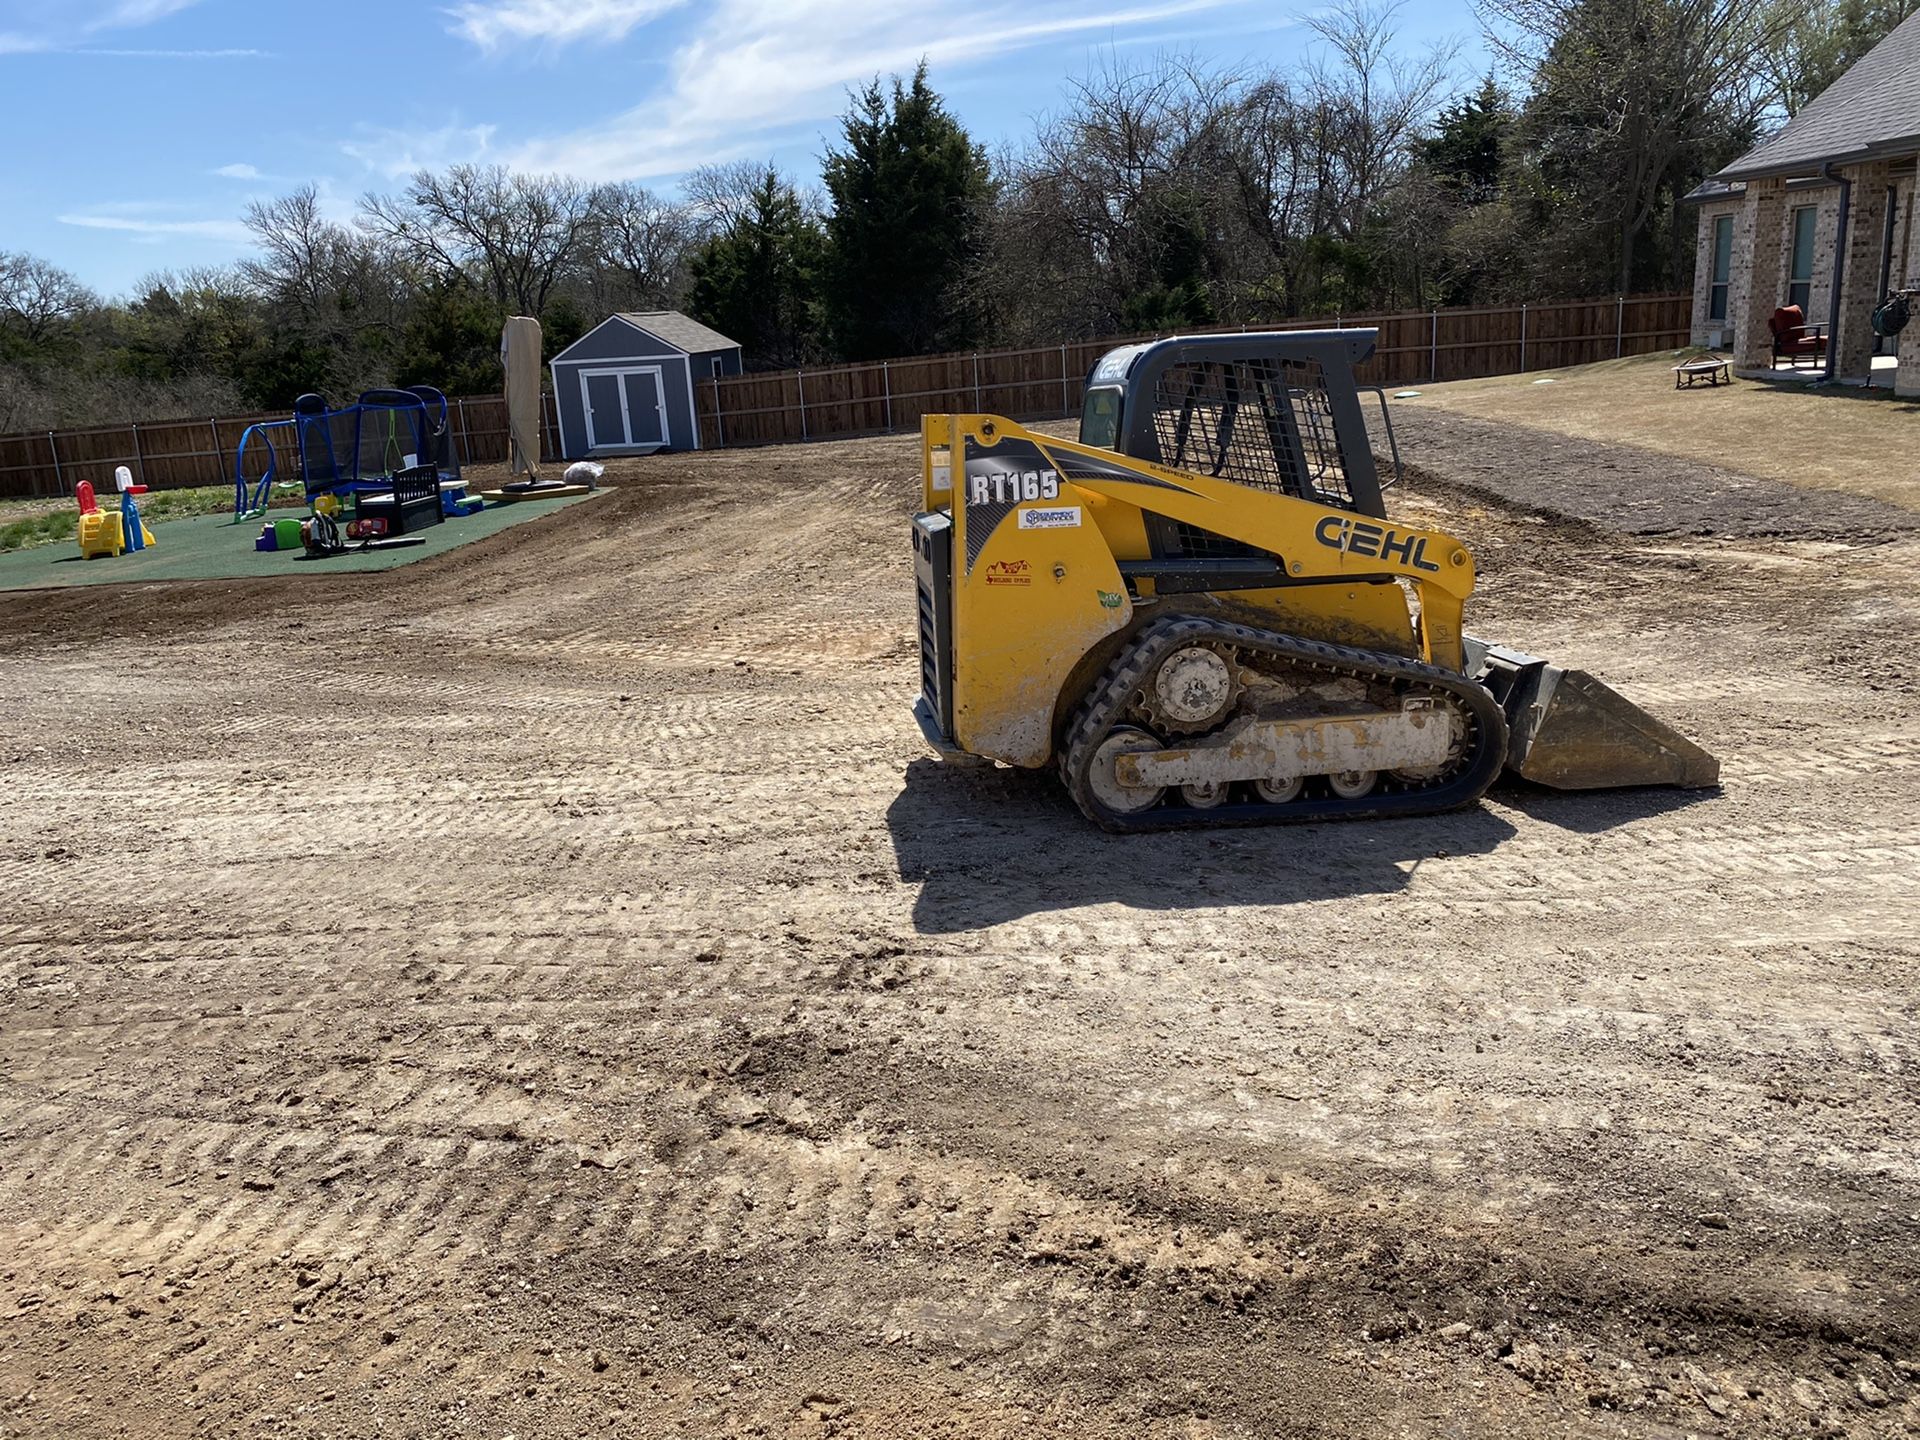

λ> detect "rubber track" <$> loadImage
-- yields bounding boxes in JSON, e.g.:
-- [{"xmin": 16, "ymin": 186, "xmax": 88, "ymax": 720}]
[{"xmin": 1060, "ymin": 615, "xmax": 1511, "ymax": 832}]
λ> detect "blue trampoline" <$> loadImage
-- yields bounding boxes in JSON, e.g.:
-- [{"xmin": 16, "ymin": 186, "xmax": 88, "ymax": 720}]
[{"xmin": 233, "ymin": 386, "xmax": 462, "ymax": 522}]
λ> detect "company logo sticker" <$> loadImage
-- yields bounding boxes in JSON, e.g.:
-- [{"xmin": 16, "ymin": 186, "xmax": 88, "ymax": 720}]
[
  {"xmin": 1313, "ymin": 515, "xmax": 1440, "ymax": 573},
  {"xmin": 1018, "ymin": 506, "xmax": 1082, "ymax": 530},
  {"xmin": 1097, "ymin": 590, "xmax": 1125, "ymax": 609},
  {"xmin": 984, "ymin": 560, "xmax": 1033, "ymax": 587}
]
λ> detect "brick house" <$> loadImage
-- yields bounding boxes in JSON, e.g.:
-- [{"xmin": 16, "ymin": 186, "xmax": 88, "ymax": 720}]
[{"xmin": 1686, "ymin": 10, "xmax": 1918, "ymax": 394}]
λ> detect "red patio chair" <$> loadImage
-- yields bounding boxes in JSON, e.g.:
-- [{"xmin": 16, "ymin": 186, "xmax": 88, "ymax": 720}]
[{"xmin": 1768, "ymin": 305, "xmax": 1827, "ymax": 368}]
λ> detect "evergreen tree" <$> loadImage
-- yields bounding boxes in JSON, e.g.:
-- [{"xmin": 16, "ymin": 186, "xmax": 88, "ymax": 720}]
[
  {"xmin": 396, "ymin": 278, "xmax": 508, "ymax": 399},
  {"xmin": 1417, "ymin": 78, "xmax": 1513, "ymax": 206},
  {"xmin": 821, "ymin": 63, "xmax": 994, "ymax": 360},
  {"xmin": 687, "ymin": 170, "xmax": 824, "ymax": 370},
  {"xmin": 1119, "ymin": 190, "xmax": 1218, "ymax": 332}
]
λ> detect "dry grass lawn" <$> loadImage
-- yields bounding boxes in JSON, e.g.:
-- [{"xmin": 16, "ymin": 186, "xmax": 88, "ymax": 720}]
[{"xmin": 1399, "ymin": 350, "xmax": 1920, "ymax": 512}]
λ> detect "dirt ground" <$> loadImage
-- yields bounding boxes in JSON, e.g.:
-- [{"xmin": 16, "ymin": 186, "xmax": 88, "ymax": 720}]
[{"xmin": 3, "ymin": 422, "xmax": 1918, "ymax": 1439}]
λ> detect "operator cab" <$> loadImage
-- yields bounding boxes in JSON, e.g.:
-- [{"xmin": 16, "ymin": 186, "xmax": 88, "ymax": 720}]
[{"xmin": 1076, "ymin": 330, "xmax": 1400, "ymax": 521}]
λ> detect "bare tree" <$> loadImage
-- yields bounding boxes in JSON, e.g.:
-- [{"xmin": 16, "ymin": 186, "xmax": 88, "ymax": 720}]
[
  {"xmin": 983, "ymin": 28, "xmax": 1460, "ymax": 335},
  {"xmin": 1482, "ymin": 0, "xmax": 1800, "ymax": 293},
  {"xmin": 588, "ymin": 181, "xmax": 696, "ymax": 310},
  {"xmin": 241, "ymin": 186, "xmax": 409, "ymax": 391},
  {"xmin": 992, "ymin": 54, "xmax": 1256, "ymax": 334},
  {"xmin": 243, "ymin": 188, "xmax": 403, "ymax": 323},
  {"xmin": 1300, "ymin": 0, "xmax": 1458, "ymax": 238},
  {"xmin": 360, "ymin": 164, "xmax": 599, "ymax": 316},
  {"xmin": 684, "ymin": 160, "xmax": 824, "ymax": 239},
  {"xmin": 0, "ymin": 251, "xmax": 96, "ymax": 347}
]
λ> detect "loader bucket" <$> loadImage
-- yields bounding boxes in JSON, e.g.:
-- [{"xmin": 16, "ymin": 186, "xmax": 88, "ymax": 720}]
[{"xmin": 1466, "ymin": 639, "xmax": 1719, "ymax": 791}]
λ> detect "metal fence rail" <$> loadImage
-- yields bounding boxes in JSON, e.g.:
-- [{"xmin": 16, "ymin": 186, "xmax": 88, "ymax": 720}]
[{"xmin": 0, "ymin": 293, "xmax": 1691, "ymax": 498}]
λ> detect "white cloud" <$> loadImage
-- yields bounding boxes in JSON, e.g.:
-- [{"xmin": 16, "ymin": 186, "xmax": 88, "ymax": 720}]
[
  {"xmin": 342, "ymin": 121, "xmax": 497, "ymax": 179},
  {"xmin": 492, "ymin": 0, "xmax": 1247, "ymax": 182},
  {"xmin": 213, "ymin": 162, "xmax": 262, "ymax": 180},
  {"xmin": 448, "ymin": 0, "xmax": 688, "ymax": 52},
  {"xmin": 59, "ymin": 212, "xmax": 253, "ymax": 244},
  {"xmin": 0, "ymin": 0, "xmax": 217, "ymax": 55},
  {"xmin": 87, "ymin": 0, "xmax": 202, "ymax": 29}
]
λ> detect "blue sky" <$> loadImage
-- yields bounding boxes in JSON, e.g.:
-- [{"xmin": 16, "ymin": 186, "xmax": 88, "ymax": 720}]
[{"xmin": 0, "ymin": 0, "xmax": 1487, "ymax": 298}]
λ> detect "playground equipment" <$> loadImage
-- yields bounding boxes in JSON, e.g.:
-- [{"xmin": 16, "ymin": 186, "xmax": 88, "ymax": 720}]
[
  {"xmin": 232, "ymin": 386, "xmax": 462, "ymax": 524},
  {"xmin": 76, "ymin": 467, "xmax": 156, "ymax": 560}
]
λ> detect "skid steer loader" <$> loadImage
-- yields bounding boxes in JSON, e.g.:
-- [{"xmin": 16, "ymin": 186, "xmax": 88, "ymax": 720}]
[{"xmin": 909, "ymin": 329, "xmax": 1717, "ymax": 831}]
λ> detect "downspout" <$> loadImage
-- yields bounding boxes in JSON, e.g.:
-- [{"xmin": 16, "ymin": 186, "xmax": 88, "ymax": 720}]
[{"xmin": 1822, "ymin": 162, "xmax": 1852, "ymax": 381}]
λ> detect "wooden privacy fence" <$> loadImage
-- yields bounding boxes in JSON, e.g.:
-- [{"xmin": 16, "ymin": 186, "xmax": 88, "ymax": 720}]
[
  {"xmin": 694, "ymin": 293, "xmax": 1693, "ymax": 447},
  {"xmin": 0, "ymin": 293, "xmax": 1689, "ymax": 499}
]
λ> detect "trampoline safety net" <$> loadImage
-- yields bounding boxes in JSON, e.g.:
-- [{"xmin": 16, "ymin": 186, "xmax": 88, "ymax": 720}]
[{"xmin": 293, "ymin": 389, "xmax": 460, "ymax": 497}]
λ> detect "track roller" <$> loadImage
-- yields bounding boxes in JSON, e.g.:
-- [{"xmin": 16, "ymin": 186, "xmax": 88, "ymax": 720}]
[{"xmin": 1061, "ymin": 617, "xmax": 1509, "ymax": 832}]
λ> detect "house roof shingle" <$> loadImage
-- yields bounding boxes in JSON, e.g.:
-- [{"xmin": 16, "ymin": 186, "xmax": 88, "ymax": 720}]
[
  {"xmin": 1715, "ymin": 10, "xmax": 1920, "ymax": 182},
  {"xmin": 617, "ymin": 311, "xmax": 740, "ymax": 355}
]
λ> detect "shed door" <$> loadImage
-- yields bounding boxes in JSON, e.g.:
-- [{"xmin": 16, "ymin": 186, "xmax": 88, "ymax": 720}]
[{"xmin": 580, "ymin": 365, "xmax": 669, "ymax": 448}]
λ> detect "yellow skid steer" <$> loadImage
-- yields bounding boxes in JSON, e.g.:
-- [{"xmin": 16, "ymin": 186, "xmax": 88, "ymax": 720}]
[{"xmin": 909, "ymin": 329, "xmax": 1717, "ymax": 831}]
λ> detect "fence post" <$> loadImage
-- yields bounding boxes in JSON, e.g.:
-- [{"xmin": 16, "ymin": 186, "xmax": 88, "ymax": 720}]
[
  {"xmin": 208, "ymin": 418, "xmax": 227, "ymax": 484},
  {"xmin": 1519, "ymin": 304, "xmax": 1528, "ymax": 373},
  {"xmin": 1615, "ymin": 294, "xmax": 1625, "ymax": 358},
  {"xmin": 130, "ymin": 422, "xmax": 149, "ymax": 489},
  {"xmin": 453, "ymin": 397, "xmax": 470, "ymax": 468},
  {"xmin": 796, "ymin": 369, "xmax": 808, "ymax": 440},
  {"xmin": 1430, "ymin": 309, "xmax": 1439, "ymax": 382},
  {"xmin": 47, "ymin": 432, "xmax": 63, "ymax": 498},
  {"xmin": 1060, "ymin": 344, "xmax": 1070, "ymax": 416},
  {"xmin": 882, "ymin": 362, "xmax": 893, "ymax": 433},
  {"xmin": 972, "ymin": 353, "xmax": 982, "ymax": 412},
  {"xmin": 712, "ymin": 376, "xmax": 726, "ymax": 448}
]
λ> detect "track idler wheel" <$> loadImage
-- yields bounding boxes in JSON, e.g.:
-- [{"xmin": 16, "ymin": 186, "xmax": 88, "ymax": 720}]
[{"xmin": 1088, "ymin": 726, "xmax": 1166, "ymax": 815}]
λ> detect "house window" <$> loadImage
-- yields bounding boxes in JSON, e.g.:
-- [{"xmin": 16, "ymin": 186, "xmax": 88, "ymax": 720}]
[
  {"xmin": 1708, "ymin": 214, "xmax": 1733, "ymax": 322},
  {"xmin": 1787, "ymin": 205, "xmax": 1817, "ymax": 313},
  {"xmin": 710, "ymin": 356, "xmax": 725, "ymax": 377}
]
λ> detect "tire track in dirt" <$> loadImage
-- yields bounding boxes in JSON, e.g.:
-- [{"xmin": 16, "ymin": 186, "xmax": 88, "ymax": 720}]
[{"xmin": 4, "ymin": 450, "xmax": 1919, "ymax": 1437}]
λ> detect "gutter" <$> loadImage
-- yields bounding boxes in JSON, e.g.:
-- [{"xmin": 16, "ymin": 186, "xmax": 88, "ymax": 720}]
[
  {"xmin": 1822, "ymin": 162, "xmax": 1853, "ymax": 381},
  {"xmin": 1716, "ymin": 133, "xmax": 1920, "ymax": 185}
]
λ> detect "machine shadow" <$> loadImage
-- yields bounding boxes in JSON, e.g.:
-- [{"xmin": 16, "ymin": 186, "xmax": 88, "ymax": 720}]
[
  {"xmin": 1490, "ymin": 778, "xmax": 1721, "ymax": 835},
  {"xmin": 887, "ymin": 758, "xmax": 1519, "ymax": 935}
]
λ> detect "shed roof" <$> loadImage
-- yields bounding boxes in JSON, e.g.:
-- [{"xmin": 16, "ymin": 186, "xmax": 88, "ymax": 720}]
[
  {"xmin": 1714, "ymin": 11, "xmax": 1920, "ymax": 182},
  {"xmin": 551, "ymin": 310, "xmax": 741, "ymax": 366},
  {"xmin": 617, "ymin": 311, "xmax": 740, "ymax": 355}
]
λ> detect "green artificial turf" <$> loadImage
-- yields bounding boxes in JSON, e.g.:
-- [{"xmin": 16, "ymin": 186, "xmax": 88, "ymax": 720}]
[{"xmin": 0, "ymin": 491, "xmax": 604, "ymax": 592}]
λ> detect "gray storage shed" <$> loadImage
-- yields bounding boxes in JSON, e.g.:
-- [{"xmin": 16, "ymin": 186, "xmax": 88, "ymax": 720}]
[{"xmin": 549, "ymin": 311, "xmax": 743, "ymax": 457}]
